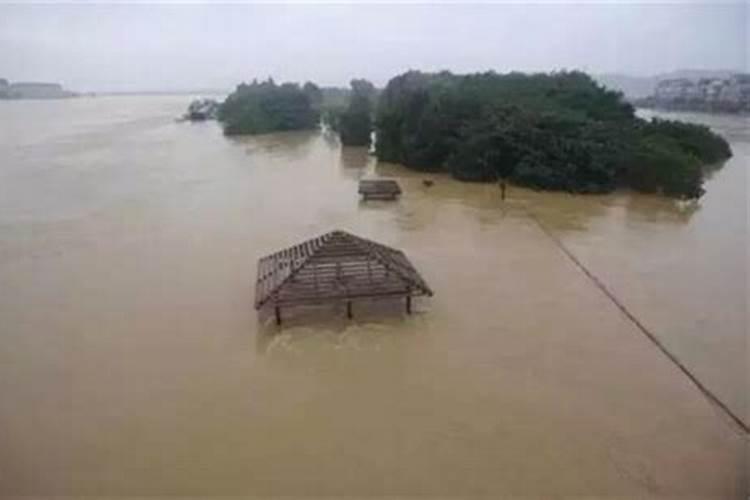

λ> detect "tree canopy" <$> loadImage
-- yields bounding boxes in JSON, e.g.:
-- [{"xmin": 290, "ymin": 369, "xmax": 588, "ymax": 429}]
[
  {"xmin": 375, "ymin": 70, "xmax": 731, "ymax": 198},
  {"xmin": 302, "ymin": 82, "xmax": 323, "ymax": 110},
  {"xmin": 338, "ymin": 79, "xmax": 376, "ymax": 146},
  {"xmin": 218, "ymin": 79, "xmax": 320, "ymax": 135}
]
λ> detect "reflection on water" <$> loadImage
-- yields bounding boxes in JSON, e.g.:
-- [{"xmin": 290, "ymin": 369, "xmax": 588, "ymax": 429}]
[
  {"xmin": 255, "ymin": 299, "xmax": 422, "ymax": 355},
  {"xmin": 518, "ymin": 189, "xmax": 700, "ymax": 234},
  {"xmin": 521, "ymin": 112, "xmax": 747, "ymax": 428},
  {"xmin": 340, "ymin": 145, "xmax": 372, "ymax": 170},
  {"xmin": 0, "ymin": 98, "xmax": 745, "ymax": 496},
  {"xmin": 622, "ymin": 194, "xmax": 700, "ymax": 224},
  {"xmin": 228, "ymin": 129, "xmax": 319, "ymax": 161}
]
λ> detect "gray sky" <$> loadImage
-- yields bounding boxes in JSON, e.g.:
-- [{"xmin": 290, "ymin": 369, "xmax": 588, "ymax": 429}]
[{"xmin": 0, "ymin": 1, "xmax": 746, "ymax": 92}]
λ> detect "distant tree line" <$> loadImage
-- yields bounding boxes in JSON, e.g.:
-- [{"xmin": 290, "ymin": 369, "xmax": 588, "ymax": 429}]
[
  {"xmin": 217, "ymin": 71, "xmax": 731, "ymax": 198},
  {"xmin": 375, "ymin": 70, "xmax": 731, "ymax": 198}
]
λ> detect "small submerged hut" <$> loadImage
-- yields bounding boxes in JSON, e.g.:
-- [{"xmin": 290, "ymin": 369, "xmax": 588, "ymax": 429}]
[
  {"xmin": 255, "ymin": 230, "xmax": 433, "ymax": 325},
  {"xmin": 358, "ymin": 179, "xmax": 402, "ymax": 200}
]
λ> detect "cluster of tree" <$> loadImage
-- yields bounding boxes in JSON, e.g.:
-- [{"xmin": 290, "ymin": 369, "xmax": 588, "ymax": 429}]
[
  {"xmin": 218, "ymin": 79, "xmax": 321, "ymax": 135},
  {"xmin": 323, "ymin": 79, "xmax": 377, "ymax": 146},
  {"xmin": 375, "ymin": 70, "xmax": 732, "ymax": 198},
  {"xmin": 215, "ymin": 71, "xmax": 731, "ymax": 198}
]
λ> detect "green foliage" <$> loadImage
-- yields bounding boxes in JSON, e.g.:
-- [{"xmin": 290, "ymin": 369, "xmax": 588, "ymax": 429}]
[
  {"xmin": 318, "ymin": 87, "xmax": 355, "ymax": 133},
  {"xmin": 303, "ymin": 82, "xmax": 323, "ymax": 110},
  {"xmin": 640, "ymin": 118, "xmax": 732, "ymax": 164},
  {"xmin": 338, "ymin": 79, "xmax": 376, "ymax": 146},
  {"xmin": 446, "ymin": 109, "xmax": 629, "ymax": 192},
  {"xmin": 320, "ymin": 87, "xmax": 351, "ymax": 109},
  {"xmin": 376, "ymin": 70, "xmax": 731, "ymax": 198},
  {"xmin": 626, "ymin": 137, "xmax": 704, "ymax": 198},
  {"xmin": 218, "ymin": 79, "xmax": 320, "ymax": 135},
  {"xmin": 321, "ymin": 106, "xmax": 344, "ymax": 132}
]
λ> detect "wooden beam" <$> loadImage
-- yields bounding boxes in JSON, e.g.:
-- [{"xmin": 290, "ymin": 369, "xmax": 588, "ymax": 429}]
[{"xmin": 255, "ymin": 230, "xmax": 433, "ymax": 312}]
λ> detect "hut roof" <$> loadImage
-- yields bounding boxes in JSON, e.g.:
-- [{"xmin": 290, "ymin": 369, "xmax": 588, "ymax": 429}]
[
  {"xmin": 358, "ymin": 179, "xmax": 402, "ymax": 198},
  {"xmin": 255, "ymin": 230, "xmax": 432, "ymax": 309}
]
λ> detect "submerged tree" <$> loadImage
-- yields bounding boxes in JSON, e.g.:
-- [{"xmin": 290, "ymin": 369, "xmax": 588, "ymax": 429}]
[
  {"xmin": 339, "ymin": 79, "xmax": 376, "ymax": 146},
  {"xmin": 218, "ymin": 79, "xmax": 320, "ymax": 135},
  {"xmin": 375, "ymin": 70, "xmax": 731, "ymax": 199},
  {"xmin": 303, "ymin": 81, "xmax": 323, "ymax": 111}
]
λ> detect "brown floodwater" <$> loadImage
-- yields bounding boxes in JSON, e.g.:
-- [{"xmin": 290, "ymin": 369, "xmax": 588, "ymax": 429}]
[{"xmin": 0, "ymin": 97, "xmax": 746, "ymax": 497}]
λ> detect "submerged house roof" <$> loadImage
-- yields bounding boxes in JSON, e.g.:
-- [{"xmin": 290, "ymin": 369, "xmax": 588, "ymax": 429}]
[
  {"xmin": 255, "ymin": 230, "xmax": 432, "ymax": 309},
  {"xmin": 358, "ymin": 179, "xmax": 402, "ymax": 200}
]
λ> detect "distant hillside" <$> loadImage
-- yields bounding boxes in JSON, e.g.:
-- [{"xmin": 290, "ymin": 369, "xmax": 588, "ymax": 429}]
[
  {"xmin": 596, "ymin": 70, "xmax": 741, "ymax": 100},
  {"xmin": 0, "ymin": 78, "xmax": 77, "ymax": 99},
  {"xmin": 0, "ymin": 79, "xmax": 77, "ymax": 99}
]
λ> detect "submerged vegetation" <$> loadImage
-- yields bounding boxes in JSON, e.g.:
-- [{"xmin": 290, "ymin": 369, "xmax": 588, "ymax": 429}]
[
  {"xmin": 376, "ymin": 70, "xmax": 731, "ymax": 198},
  {"xmin": 216, "ymin": 70, "xmax": 730, "ymax": 199},
  {"xmin": 218, "ymin": 79, "xmax": 320, "ymax": 135},
  {"xmin": 325, "ymin": 79, "xmax": 377, "ymax": 146},
  {"xmin": 184, "ymin": 98, "xmax": 220, "ymax": 121}
]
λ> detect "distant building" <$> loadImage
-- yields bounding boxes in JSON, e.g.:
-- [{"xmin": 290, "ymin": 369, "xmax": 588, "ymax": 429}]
[
  {"xmin": 647, "ymin": 73, "xmax": 750, "ymax": 113},
  {"xmin": 654, "ymin": 78, "xmax": 693, "ymax": 100},
  {"xmin": 696, "ymin": 79, "xmax": 718, "ymax": 101},
  {"xmin": 719, "ymin": 75, "xmax": 750, "ymax": 104}
]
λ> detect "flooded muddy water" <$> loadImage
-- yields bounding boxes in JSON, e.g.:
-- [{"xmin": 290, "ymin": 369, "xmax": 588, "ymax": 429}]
[{"xmin": 0, "ymin": 97, "xmax": 746, "ymax": 496}]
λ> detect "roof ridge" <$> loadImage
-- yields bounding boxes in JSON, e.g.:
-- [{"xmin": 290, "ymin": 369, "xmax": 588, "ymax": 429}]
[
  {"xmin": 256, "ymin": 230, "xmax": 432, "ymax": 308},
  {"xmin": 339, "ymin": 231, "xmax": 430, "ymax": 294}
]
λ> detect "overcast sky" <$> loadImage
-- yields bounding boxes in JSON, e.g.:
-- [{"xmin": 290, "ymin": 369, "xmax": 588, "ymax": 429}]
[{"xmin": 0, "ymin": 1, "xmax": 746, "ymax": 92}]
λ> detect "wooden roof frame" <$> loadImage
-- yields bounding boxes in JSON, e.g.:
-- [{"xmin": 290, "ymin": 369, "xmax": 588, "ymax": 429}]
[
  {"xmin": 358, "ymin": 179, "xmax": 402, "ymax": 200},
  {"xmin": 255, "ymin": 230, "xmax": 432, "ymax": 320}
]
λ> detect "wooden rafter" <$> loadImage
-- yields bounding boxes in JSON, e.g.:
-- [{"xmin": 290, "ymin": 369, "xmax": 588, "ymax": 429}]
[
  {"xmin": 358, "ymin": 179, "xmax": 402, "ymax": 200},
  {"xmin": 254, "ymin": 230, "xmax": 433, "ymax": 314}
]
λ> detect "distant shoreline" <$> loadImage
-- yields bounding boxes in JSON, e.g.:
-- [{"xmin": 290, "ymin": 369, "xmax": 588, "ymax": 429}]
[
  {"xmin": 0, "ymin": 80, "xmax": 77, "ymax": 100},
  {"xmin": 94, "ymin": 90, "xmax": 230, "ymax": 97},
  {"xmin": 0, "ymin": 92, "xmax": 230, "ymax": 101}
]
